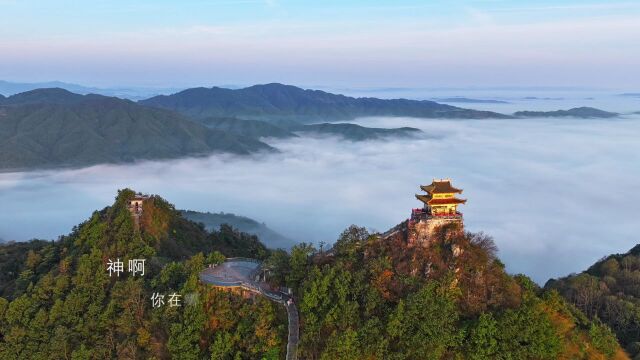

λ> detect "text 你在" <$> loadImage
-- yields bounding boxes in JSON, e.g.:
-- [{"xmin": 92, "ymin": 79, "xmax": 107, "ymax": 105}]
[{"xmin": 151, "ymin": 292, "xmax": 182, "ymax": 308}]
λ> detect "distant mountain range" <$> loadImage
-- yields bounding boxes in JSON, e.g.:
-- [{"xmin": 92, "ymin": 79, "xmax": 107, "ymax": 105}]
[
  {"xmin": 433, "ymin": 97, "xmax": 509, "ymax": 104},
  {"xmin": 514, "ymin": 107, "xmax": 619, "ymax": 118},
  {"xmin": 0, "ymin": 80, "xmax": 98, "ymax": 97},
  {"xmin": 140, "ymin": 83, "xmax": 509, "ymax": 122},
  {"xmin": 0, "ymin": 85, "xmax": 624, "ymax": 172},
  {"xmin": 0, "ymin": 89, "xmax": 272, "ymax": 171},
  {"xmin": 0, "ymin": 80, "xmax": 179, "ymax": 100},
  {"xmin": 522, "ymin": 96, "xmax": 565, "ymax": 101},
  {"xmin": 0, "ymin": 87, "xmax": 92, "ymax": 106},
  {"xmin": 180, "ymin": 210, "xmax": 295, "ymax": 249}
]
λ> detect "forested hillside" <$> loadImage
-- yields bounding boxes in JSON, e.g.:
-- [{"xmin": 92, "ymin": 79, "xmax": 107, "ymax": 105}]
[
  {"xmin": 266, "ymin": 225, "xmax": 627, "ymax": 359},
  {"xmin": 0, "ymin": 189, "xmax": 631, "ymax": 359},
  {"xmin": 0, "ymin": 240, "xmax": 50, "ymax": 298},
  {"xmin": 0, "ymin": 190, "xmax": 284, "ymax": 359},
  {"xmin": 547, "ymin": 245, "xmax": 640, "ymax": 358},
  {"xmin": 0, "ymin": 89, "xmax": 273, "ymax": 171}
]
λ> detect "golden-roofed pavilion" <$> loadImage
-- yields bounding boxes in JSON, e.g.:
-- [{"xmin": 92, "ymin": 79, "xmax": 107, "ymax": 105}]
[{"xmin": 415, "ymin": 178, "xmax": 466, "ymax": 216}]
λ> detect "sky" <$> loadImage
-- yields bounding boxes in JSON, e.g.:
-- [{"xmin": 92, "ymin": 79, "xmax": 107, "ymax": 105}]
[{"xmin": 0, "ymin": 0, "xmax": 639, "ymax": 89}]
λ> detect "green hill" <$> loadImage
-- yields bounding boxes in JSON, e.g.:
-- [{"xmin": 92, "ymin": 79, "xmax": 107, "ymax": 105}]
[
  {"xmin": 0, "ymin": 240, "xmax": 50, "ymax": 298},
  {"xmin": 0, "ymin": 89, "xmax": 273, "ymax": 171},
  {"xmin": 0, "ymin": 190, "xmax": 284, "ymax": 359},
  {"xmin": 0, "ymin": 190, "xmax": 629, "ymax": 359},
  {"xmin": 546, "ymin": 244, "xmax": 640, "ymax": 357},
  {"xmin": 265, "ymin": 223, "xmax": 627, "ymax": 359},
  {"xmin": 140, "ymin": 83, "xmax": 509, "ymax": 122}
]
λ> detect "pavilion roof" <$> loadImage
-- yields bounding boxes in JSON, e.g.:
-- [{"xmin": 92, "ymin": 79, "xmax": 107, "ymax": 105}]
[{"xmin": 420, "ymin": 179, "xmax": 463, "ymax": 194}]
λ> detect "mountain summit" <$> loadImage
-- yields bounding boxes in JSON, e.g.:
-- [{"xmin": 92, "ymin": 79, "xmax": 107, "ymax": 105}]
[
  {"xmin": 0, "ymin": 189, "xmax": 280, "ymax": 359},
  {"xmin": 276, "ymin": 181, "xmax": 627, "ymax": 359},
  {"xmin": 0, "ymin": 87, "xmax": 89, "ymax": 106}
]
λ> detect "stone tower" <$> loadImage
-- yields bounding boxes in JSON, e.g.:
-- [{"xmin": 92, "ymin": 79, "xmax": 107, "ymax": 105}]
[
  {"xmin": 128, "ymin": 195, "xmax": 149, "ymax": 229},
  {"xmin": 407, "ymin": 179, "xmax": 466, "ymax": 246}
]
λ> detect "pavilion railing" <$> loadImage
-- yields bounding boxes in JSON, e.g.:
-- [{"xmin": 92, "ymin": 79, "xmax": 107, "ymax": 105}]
[{"xmin": 410, "ymin": 208, "xmax": 463, "ymax": 222}]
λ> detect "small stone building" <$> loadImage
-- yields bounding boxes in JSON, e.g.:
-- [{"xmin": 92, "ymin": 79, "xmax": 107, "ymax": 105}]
[
  {"xmin": 128, "ymin": 195, "xmax": 149, "ymax": 229},
  {"xmin": 128, "ymin": 195, "xmax": 148, "ymax": 215}
]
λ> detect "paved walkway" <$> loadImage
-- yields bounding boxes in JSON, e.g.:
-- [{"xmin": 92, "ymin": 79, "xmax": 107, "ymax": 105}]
[
  {"xmin": 199, "ymin": 258, "xmax": 299, "ymax": 360},
  {"xmin": 285, "ymin": 300, "xmax": 299, "ymax": 360}
]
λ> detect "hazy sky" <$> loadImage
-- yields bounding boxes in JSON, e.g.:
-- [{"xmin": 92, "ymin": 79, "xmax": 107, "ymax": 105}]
[{"xmin": 1, "ymin": 0, "xmax": 639, "ymax": 89}]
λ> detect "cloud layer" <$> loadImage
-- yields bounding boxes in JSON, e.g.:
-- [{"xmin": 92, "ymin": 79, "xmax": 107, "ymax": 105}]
[{"xmin": 1, "ymin": 113, "xmax": 639, "ymax": 283}]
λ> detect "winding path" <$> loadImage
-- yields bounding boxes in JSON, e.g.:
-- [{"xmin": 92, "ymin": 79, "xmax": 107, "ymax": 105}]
[
  {"xmin": 285, "ymin": 300, "xmax": 299, "ymax": 360},
  {"xmin": 199, "ymin": 258, "xmax": 299, "ymax": 360}
]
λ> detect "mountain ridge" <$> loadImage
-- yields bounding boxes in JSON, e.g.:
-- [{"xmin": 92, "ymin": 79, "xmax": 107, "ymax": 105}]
[
  {"xmin": 0, "ymin": 80, "xmax": 180, "ymax": 100},
  {"xmin": 0, "ymin": 87, "xmax": 90, "ymax": 105},
  {"xmin": 140, "ymin": 82, "xmax": 511, "ymax": 122}
]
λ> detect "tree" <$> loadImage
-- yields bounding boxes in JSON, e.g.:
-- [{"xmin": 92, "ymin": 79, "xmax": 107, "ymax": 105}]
[
  {"xmin": 466, "ymin": 313, "xmax": 499, "ymax": 359},
  {"xmin": 265, "ymin": 249, "xmax": 290, "ymax": 287},
  {"xmin": 167, "ymin": 305, "xmax": 206, "ymax": 359},
  {"xmin": 209, "ymin": 331, "xmax": 234, "ymax": 360},
  {"xmin": 589, "ymin": 321, "xmax": 619, "ymax": 358},
  {"xmin": 387, "ymin": 281, "xmax": 460, "ymax": 359},
  {"xmin": 320, "ymin": 329, "xmax": 361, "ymax": 360},
  {"xmin": 333, "ymin": 225, "xmax": 369, "ymax": 259},
  {"xmin": 206, "ymin": 251, "xmax": 226, "ymax": 266},
  {"xmin": 287, "ymin": 243, "xmax": 316, "ymax": 291},
  {"xmin": 494, "ymin": 300, "xmax": 560, "ymax": 359}
]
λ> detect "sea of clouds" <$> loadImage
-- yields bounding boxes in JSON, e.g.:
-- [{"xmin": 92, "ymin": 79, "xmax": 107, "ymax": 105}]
[{"xmin": 1, "ymin": 114, "xmax": 639, "ymax": 283}]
